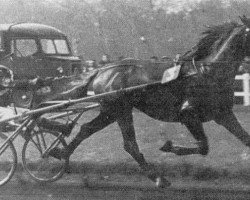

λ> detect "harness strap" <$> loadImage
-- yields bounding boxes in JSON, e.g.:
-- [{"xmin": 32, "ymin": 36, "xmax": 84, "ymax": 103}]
[{"xmin": 192, "ymin": 57, "xmax": 200, "ymax": 76}]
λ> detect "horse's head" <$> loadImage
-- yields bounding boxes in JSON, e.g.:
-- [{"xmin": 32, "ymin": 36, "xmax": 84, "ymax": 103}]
[
  {"xmin": 186, "ymin": 21, "xmax": 247, "ymax": 61},
  {"xmin": 180, "ymin": 17, "xmax": 250, "ymax": 84}
]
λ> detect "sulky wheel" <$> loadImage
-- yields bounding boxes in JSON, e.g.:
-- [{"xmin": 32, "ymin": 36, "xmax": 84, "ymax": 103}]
[
  {"xmin": 22, "ymin": 129, "xmax": 68, "ymax": 183},
  {"xmin": 0, "ymin": 133, "xmax": 17, "ymax": 186}
]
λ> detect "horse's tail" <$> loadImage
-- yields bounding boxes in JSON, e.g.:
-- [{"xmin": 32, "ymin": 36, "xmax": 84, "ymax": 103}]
[
  {"xmin": 56, "ymin": 70, "xmax": 99, "ymax": 100},
  {"xmin": 77, "ymin": 70, "xmax": 99, "ymax": 97},
  {"xmin": 30, "ymin": 70, "xmax": 99, "ymax": 108},
  {"xmin": 83, "ymin": 69, "xmax": 99, "ymax": 87}
]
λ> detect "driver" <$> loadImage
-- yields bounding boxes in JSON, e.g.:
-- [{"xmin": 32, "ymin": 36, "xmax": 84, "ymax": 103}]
[
  {"xmin": 0, "ymin": 65, "xmax": 17, "ymax": 132},
  {"xmin": 0, "ymin": 65, "xmax": 13, "ymax": 106}
]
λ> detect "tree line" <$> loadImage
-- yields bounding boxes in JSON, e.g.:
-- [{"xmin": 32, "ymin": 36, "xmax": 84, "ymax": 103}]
[{"xmin": 0, "ymin": 0, "xmax": 250, "ymax": 62}]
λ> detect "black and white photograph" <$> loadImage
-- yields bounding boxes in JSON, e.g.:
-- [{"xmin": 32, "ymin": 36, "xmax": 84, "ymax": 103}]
[{"xmin": 1, "ymin": 0, "xmax": 250, "ymax": 199}]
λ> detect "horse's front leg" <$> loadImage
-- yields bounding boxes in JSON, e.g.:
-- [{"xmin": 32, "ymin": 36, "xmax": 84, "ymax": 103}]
[
  {"xmin": 214, "ymin": 110, "xmax": 250, "ymax": 147},
  {"xmin": 160, "ymin": 101, "xmax": 209, "ymax": 156},
  {"xmin": 117, "ymin": 109, "xmax": 171, "ymax": 188},
  {"xmin": 160, "ymin": 122, "xmax": 209, "ymax": 156}
]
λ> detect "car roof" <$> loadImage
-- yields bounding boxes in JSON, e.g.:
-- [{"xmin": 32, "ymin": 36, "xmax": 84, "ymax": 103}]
[{"xmin": 0, "ymin": 23, "xmax": 66, "ymax": 38}]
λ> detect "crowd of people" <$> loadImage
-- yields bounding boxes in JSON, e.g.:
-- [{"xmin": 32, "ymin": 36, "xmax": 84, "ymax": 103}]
[
  {"xmin": 83, "ymin": 54, "xmax": 112, "ymax": 72},
  {"xmin": 84, "ymin": 53, "xmax": 250, "ymax": 74},
  {"xmin": 83, "ymin": 54, "xmax": 174, "ymax": 72}
]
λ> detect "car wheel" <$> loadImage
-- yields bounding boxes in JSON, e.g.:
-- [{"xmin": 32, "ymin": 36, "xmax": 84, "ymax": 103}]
[{"xmin": 12, "ymin": 89, "xmax": 33, "ymax": 108}]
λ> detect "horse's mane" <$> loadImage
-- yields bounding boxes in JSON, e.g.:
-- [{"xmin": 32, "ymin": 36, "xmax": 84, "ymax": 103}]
[{"xmin": 182, "ymin": 22, "xmax": 241, "ymax": 61}]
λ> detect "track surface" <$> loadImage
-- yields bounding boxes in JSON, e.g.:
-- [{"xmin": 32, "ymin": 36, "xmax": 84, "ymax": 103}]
[
  {"xmin": 1, "ymin": 173, "xmax": 250, "ymax": 200},
  {"xmin": 2, "ymin": 106, "xmax": 250, "ymax": 199}
]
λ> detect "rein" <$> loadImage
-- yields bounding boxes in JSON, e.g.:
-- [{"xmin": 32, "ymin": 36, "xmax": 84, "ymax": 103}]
[{"xmin": 243, "ymin": 28, "xmax": 249, "ymax": 60}]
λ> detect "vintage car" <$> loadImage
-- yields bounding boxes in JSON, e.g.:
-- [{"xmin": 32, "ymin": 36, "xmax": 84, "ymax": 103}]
[{"xmin": 0, "ymin": 23, "xmax": 82, "ymax": 107}]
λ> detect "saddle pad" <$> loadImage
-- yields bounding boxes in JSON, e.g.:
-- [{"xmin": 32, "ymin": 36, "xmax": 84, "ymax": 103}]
[{"xmin": 161, "ymin": 64, "xmax": 181, "ymax": 84}]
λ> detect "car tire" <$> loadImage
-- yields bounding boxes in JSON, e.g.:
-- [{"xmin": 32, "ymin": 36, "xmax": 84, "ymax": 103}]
[{"xmin": 12, "ymin": 89, "xmax": 33, "ymax": 108}]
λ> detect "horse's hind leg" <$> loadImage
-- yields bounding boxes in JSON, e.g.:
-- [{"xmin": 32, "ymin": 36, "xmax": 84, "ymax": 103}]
[
  {"xmin": 214, "ymin": 111, "xmax": 250, "ymax": 147},
  {"xmin": 117, "ymin": 108, "xmax": 171, "ymax": 187},
  {"xmin": 48, "ymin": 111, "xmax": 116, "ymax": 160}
]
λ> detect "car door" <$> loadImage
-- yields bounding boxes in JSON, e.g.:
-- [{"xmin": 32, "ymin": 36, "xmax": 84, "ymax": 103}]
[{"xmin": 10, "ymin": 38, "xmax": 40, "ymax": 79}]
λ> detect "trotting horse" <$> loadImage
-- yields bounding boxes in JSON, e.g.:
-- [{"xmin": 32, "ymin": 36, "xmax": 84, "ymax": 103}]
[{"xmin": 47, "ymin": 16, "xmax": 250, "ymax": 187}]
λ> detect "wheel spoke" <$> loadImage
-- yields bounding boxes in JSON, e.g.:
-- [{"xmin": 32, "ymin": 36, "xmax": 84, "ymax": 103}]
[
  {"xmin": 40, "ymin": 132, "xmax": 47, "ymax": 150},
  {"xmin": 22, "ymin": 129, "xmax": 68, "ymax": 183},
  {"xmin": 29, "ymin": 136, "xmax": 43, "ymax": 155}
]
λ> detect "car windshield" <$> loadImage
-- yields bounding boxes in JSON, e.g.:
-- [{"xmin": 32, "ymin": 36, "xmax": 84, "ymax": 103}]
[{"xmin": 40, "ymin": 39, "xmax": 70, "ymax": 55}]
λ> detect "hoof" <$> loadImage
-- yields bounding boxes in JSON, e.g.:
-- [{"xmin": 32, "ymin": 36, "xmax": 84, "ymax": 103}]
[
  {"xmin": 159, "ymin": 140, "xmax": 173, "ymax": 153},
  {"xmin": 155, "ymin": 176, "xmax": 171, "ymax": 188},
  {"xmin": 146, "ymin": 171, "xmax": 171, "ymax": 188}
]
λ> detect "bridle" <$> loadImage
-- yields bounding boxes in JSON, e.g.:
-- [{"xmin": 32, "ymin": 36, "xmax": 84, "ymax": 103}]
[
  {"xmin": 242, "ymin": 27, "xmax": 250, "ymax": 60},
  {"xmin": 186, "ymin": 25, "xmax": 250, "ymax": 77}
]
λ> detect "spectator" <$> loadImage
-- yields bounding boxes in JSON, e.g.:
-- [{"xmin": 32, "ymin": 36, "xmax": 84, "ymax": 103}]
[
  {"xmin": 239, "ymin": 57, "xmax": 250, "ymax": 74},
  {"xmin": 161, "ymin": 56, "xmax": 171, "ymax": 62},
  {"xmin": 238, "ymin": 64, "xmax": 249, "ymax": 74},
  {"xmin": 118, "ymin": 55, "xmax": 125, "ymax": 61},
  {"xmin": 173, "ymin": 54, "xmax": 181, "ymax": 63},
  {"xmin": 99, "ymin": 54, "xmax": 111, "ymax": 67},
  {"xmin": 150, "ymin": 56, "xmax": 158, "ymax": 63},
  {"xmin": 92, "ymin": 60, "xmax": 98, "ymax": 69},
  {"xmin": 85, "ymin": 60, "xmax": 98, "ymax": 71}
]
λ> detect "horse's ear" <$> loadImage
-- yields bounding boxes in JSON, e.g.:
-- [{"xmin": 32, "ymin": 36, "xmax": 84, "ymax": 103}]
[{"xmin": 240, "ymin": 15, "xmax": 250, "ymax": 27}]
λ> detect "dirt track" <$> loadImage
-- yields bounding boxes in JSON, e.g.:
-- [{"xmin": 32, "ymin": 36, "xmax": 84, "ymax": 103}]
[
  {"xmin": 54, "ymin": 106, "xmax": 250, "ymax": 180},
  {"xmin": 5, "ymin": 106, "xmax": 250, "ymax": 181},
  {"xmin": 2, "ymin": 106, "xmax": 250, "ymax": 199},
  {"xmin": 1, "ymin": 173, "xmax": 250, "ymax": 200}
]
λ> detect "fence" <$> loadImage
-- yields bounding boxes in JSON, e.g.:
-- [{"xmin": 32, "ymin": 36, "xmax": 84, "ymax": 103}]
[{"xmin": 235, "ymin": 73, "xmax": 250, "ymax": 106}]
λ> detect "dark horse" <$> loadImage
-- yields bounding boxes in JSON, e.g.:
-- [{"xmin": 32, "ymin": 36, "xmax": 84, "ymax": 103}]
[{"xmin": 47, "ymin": 16, "xmax": 250, "ymax": 187}]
